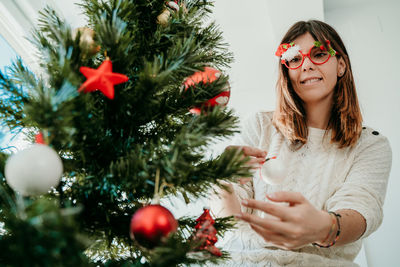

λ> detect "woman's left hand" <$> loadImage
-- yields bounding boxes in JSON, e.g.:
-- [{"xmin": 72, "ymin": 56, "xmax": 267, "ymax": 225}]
[{"xmin": 235, "ymin": 191, "xmax": 332, "ymax": 250}]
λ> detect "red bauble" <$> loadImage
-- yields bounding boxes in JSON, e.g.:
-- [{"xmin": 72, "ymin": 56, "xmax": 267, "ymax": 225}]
[
  {"xmin": 130, "ymin": 204, "xmax": 178, "ymax": 248},
  {"xmin": 183, "ymin": 67, "xmax": 230, "ymax": 114}
]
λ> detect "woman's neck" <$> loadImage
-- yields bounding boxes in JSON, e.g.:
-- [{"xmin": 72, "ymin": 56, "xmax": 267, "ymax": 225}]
[{"xmin": 305, "ymin": 99, "xmax": 333, "ymax": 129}]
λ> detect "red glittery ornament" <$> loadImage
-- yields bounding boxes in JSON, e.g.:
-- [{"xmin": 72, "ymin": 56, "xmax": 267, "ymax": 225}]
[
  {"xmin": 130, "ymin": 204, "xmax": 178, "ymax": 248},
  {"xmin": 192, "ymin": 208, "xmax": 222, "ymax": 256},
  {"xmin": 183, "ymin": 67, "xmax": 230, "ymax": 114}
]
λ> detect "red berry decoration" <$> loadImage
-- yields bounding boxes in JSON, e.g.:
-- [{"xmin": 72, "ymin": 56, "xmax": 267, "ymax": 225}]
[
  {"xmin": 130, "ymin": 204, "xmax": 178, "ymax": 248},
  {"xmin": 183, "ymin": 67, "xmax": 230, "ymax": 114}
]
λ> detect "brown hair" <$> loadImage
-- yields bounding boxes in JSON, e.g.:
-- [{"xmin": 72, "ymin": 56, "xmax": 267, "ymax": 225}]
[{"xmin": 273, "ymin": 20, "xmax": 362, "ymax": 149}]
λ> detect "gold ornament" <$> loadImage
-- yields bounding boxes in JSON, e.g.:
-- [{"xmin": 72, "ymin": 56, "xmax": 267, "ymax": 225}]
[
  {"xmin": 72, "ymin": 27, "xmax": 101, "ymax": 56},
  {"xmin": 157, "ymin": 9, "xmax": 171, "ymax": 26}
]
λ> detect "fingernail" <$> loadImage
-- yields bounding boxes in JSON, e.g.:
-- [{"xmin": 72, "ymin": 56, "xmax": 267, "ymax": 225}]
[
  {"xmin": 267, "ymin": 193, "xmax": 276, "ymax": 199},
  {"xmin": 241, "ymin": 199, "xmax": 248, "ymax": 205}
]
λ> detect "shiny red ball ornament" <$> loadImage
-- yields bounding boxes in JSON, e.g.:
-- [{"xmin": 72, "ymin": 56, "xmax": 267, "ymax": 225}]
[
  {"xmin": 130, "ymin": 204, "xmax": 178, "ymax": 248},
  {"xmin": 183, "ymin": 67, "xmax": 230, "ymax": 114}
]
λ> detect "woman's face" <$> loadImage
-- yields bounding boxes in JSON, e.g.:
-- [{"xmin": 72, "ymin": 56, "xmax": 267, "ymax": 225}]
[{"xmin": 287, "ymin": 32, "xmax": 345, "ymax": 106}]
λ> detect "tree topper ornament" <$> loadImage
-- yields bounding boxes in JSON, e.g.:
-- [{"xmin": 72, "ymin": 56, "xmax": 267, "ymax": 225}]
[{"xmin": 78, "ymin": 58, "xmax": 129, "ymax": 99}]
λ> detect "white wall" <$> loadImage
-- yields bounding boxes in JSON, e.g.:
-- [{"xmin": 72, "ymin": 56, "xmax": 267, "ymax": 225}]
[
  {"xmin": 0, "ymin": 0, "xmax": 86, "ymax": 76},
  {"xmin": 0, "ymin": 35, "xmax": 17, "ymax": 69},
  {"xmin": 209, "ymin": 0, "xmax": 400, "ymax": 266},
  {"xmin": 212, "ymin": 0, "xmax": 324, "ymax": 122},
  {"xmin": 211, "ymin": 0, "xmax": 398, "ymax": 266},
  {"xmin": 325, "ymin": 1, "xmax": 400, "ymax": 266},
  {"xmin": 207, "ymin": 0, "xmax": 325, "ymax": 158}
]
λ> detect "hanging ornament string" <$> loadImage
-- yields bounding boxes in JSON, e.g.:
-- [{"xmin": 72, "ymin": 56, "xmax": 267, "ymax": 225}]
[
  {"xmin": 159, "ymin": 180, "xmax": 174, "ymax": 197},
  {"xmin": 152, "ymin": 168, "xmax": 161, "ymax": 204},
  {"xmin": 131, "ymin": 168, "xmax": 179, "ymax": 248},
  {"xmin": 151, "ymin": 168, "xmax": 175, "ymax": 204}
]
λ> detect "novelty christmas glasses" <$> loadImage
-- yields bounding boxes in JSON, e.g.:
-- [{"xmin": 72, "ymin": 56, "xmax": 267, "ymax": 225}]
[{"xmin": 276, "ymin": 40, "xmax": 337, "ymax": 70}]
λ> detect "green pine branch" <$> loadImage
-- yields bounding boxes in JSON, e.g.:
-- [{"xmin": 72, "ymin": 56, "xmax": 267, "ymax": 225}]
[{"xmin": 0, "ymin": 0, "xmax": 249, "ymax": 265}]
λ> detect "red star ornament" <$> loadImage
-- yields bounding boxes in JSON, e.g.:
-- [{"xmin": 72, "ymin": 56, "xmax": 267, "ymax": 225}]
[{"xmin": 78, "ymin": 59, "xmax": 129, "ymax": 99}]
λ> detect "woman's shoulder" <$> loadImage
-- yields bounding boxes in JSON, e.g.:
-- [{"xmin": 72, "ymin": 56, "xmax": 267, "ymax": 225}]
[
  {"xmin": 359, "ymin": 126, "xmax": 390, "ymax": 143},
  {"xmin": 353, "ymin": 125, "xmax": 392, "ymax": 157},
  {"xmin": 236, "ymin": 110, "xmax": 276, "ymax": 147},
  {"xmin": 242, "ymin": 110, "xmax": 274, "ymax": 128}
]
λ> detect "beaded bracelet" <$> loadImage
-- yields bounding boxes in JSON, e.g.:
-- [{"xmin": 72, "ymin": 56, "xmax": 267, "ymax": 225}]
[
  {"xmin": 312, "ymin": 211, "xmax": 342, "ymax": 248},
  {"xmin": 321, "ymin": 212, "xmax": 337, "ymax": 244}
]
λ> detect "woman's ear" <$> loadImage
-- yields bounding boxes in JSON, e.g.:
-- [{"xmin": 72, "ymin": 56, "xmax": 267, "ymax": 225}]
[{"xmin": 337, "ymin": 57, "xmax": 346, "ymax": 77}]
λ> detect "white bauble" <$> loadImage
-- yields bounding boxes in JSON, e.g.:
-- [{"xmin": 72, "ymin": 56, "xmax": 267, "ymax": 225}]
[
  {"xmin": 261, "ymin": 157, "xmax": 289, "ymax": 185},
  {"xmin": 260, "ymin": 132, "xmax": 289, "ymax": 185},
  {"xmin": 5, "ymin": 144, "xmax": 63, "ymax": 196}
]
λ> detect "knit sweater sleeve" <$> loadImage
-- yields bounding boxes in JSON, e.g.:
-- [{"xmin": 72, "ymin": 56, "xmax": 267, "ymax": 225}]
[
  {"xmin": 233, "ymin": 112, "xmax": 266, "ymax": 148},
  {"xmin": 230, "ymin": 113, "xmax": 266, "ymax": 213},
  {"xmin": 210, "ymin": 112, "xmax": 267, "ymax": 216},
  {"xmin": 325, "ymin": 131, "xmax": 392, "ymax": 238}
]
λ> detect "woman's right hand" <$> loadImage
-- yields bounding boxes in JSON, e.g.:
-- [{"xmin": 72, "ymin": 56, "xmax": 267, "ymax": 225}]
[
  {"xmin": 210, "ymin": 146, "xmax": 267, "ymax": 217},
  {"xmin": 225, "ymin": 145, "xmax": 267, "ymax": 184}
]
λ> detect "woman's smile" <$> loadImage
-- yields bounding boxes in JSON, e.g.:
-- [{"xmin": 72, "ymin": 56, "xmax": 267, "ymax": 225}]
[{"xmin": 300, "ymin": 77, "xmax": 323, "ymax": 85}]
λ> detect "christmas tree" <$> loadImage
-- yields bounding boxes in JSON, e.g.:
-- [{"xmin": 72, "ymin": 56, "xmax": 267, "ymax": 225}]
[{"xmin": 0, "ymin": 0, "xmax": 252, "ymax": 266}]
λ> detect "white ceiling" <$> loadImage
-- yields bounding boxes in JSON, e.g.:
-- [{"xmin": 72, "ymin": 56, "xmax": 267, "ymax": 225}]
[
  {"xmin": 323, "ymin": 0, "xmax": 392, "ymax": 11},
  {"xmin": 0, "ymin": 0, "xmax": 86, "ymax": 74},
  {"xmin": 1, "ymin": 0, "xmax": 86, "ymax": 34}
]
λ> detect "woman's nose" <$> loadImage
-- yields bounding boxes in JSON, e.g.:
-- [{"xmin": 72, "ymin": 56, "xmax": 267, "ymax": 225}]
[{"xmin": 302, "ymin": 56, "xmax": 315, "ymax": 71}]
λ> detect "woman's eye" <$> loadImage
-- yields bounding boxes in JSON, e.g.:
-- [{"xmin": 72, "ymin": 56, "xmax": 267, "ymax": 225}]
[{"xmin": 315, "ymin": 52, "xmax": 327, "ymax": 58}]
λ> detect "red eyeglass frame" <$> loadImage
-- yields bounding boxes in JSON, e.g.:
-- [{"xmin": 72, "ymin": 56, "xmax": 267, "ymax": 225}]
[{"xmin": 282, "ymin": 45, "xmax": 339, "ymax": 70}]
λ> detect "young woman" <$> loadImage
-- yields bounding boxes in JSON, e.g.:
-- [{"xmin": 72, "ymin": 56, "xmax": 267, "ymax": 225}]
[{"xmin": 209, "ymin": 20, "xmax": 392, "ymax": 266}]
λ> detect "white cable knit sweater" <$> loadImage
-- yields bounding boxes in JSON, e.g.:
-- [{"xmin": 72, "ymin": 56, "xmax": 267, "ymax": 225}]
[{"xmin": 209, "ymin": 111, "xmax": 392, "ymax": 267}]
